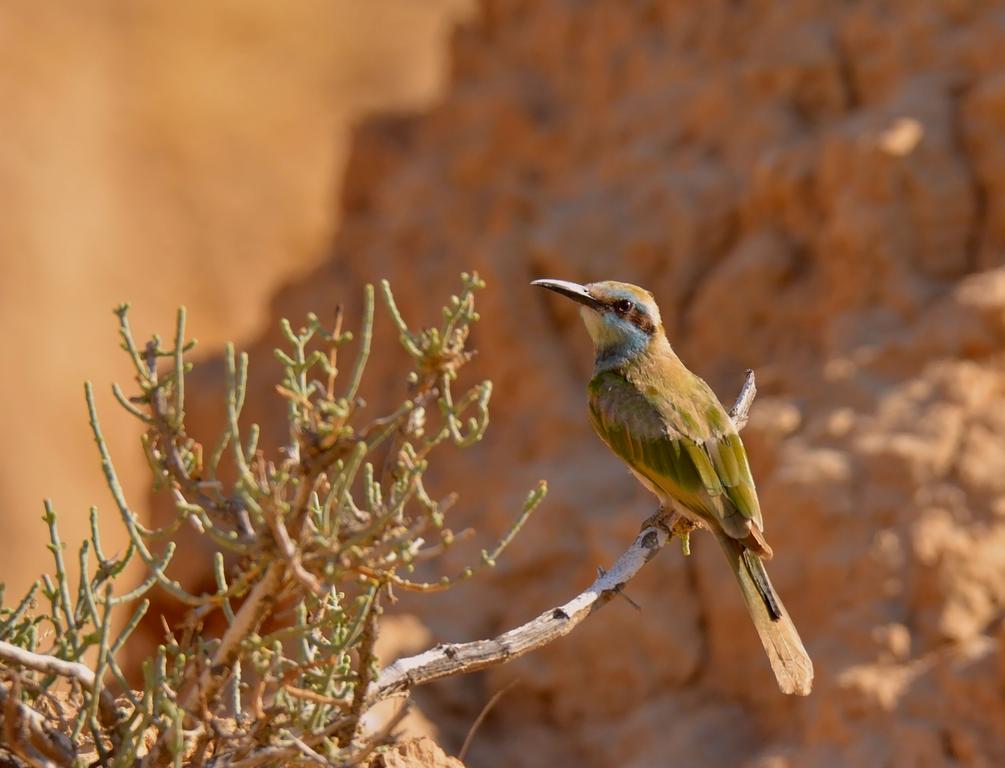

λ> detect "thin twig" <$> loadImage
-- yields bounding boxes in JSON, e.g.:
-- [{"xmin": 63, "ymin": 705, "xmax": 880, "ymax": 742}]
[
  {"xmin": 457, "ymin": 678, "xmax": 519, "ymax": 762},
  {"xmin": 337, "ymin": 589, "xmax": 382, "ymax": 745},
  {"xmin": 180, "ymin": 562, "xmax": 284, "ymax": 712},
  {"xmin": 326, "ymin": 304, "xmax": 345, "ymax": 400},
  {"xmin": 342, "ymin": 701, "xmax": 409, "ymax": 768},
  {"xmin": 597, "ymin": 566, "xmax": 641, "ymax": 611},
  {"xmin": 264, "ymin": 501, "xmax": 324, "ymax": 597},
  {"xmin": 280, "ymin": 729, "xmax": 327, "ymax": 765},
  {"xmin": 283, "ymin": 686, "xmax": 349, "ymax": 707},
  {"xmin": 221, "ymin": 715, "xmax": 355, "ymax": 768}
]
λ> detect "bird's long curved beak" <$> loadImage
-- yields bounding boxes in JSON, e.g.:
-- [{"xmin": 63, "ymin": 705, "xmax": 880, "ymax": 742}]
[{"xmin": 531, "ymin": 279, "xmax": 603, "ymax": 311}]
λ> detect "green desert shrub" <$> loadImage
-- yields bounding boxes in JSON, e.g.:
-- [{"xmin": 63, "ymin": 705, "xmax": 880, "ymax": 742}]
[{"xmin": 0, "ymin": 273, "xmax": 544, "ymax": 767}]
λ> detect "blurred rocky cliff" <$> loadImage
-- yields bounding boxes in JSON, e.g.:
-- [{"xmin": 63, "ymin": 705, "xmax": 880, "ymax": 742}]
[{"xmin": 6, "ymin": 0, "xmax": 1005, "ymax": 766}]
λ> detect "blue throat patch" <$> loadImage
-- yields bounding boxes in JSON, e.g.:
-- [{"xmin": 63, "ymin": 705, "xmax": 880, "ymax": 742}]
[{"xmin": 592, "ymin": 316, "xmax": 649, "ymax": 372}]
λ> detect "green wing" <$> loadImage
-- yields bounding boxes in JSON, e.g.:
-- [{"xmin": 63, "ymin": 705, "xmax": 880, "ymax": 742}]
[{"xmin": 587, "ymin": 369, "xmax": 763, "ymax": 539}]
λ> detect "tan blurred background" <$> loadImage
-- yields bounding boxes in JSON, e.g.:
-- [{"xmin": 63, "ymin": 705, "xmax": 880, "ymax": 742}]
[
  {"xmin": 0, "ymin": 0, "xmax": 470, "ymax": 598},
  {"xmin": 4, "ymin": 1, "xmax": 1005, "ymax": 766}
]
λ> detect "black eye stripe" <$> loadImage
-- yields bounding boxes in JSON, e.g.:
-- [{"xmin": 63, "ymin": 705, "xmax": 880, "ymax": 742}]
[
  {"xmin": 630, "ymin": 308, "xmax": 656, "ymax": 334},
  {"xmin": 606, "ymin": 297, "xmax": 656, "ymax": 335}
]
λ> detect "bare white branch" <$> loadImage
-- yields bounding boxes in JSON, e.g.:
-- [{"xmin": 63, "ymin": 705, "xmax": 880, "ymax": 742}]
[
  {"xmin": 728, "ymin": 368, "xmax": 757, "ymax": 431},
  {"xmin": 0, "ymin": 639, "xmax": 120, "ymax": 739},
  {"xmin": 0, "ymin": 641, "xmax": 97, "ymax": 691}
]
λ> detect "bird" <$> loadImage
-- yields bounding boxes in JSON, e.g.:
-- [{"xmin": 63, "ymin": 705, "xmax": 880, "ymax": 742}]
[{"xmin": 532, "ymin": 278, "xmax": 813, "ymax": 696}]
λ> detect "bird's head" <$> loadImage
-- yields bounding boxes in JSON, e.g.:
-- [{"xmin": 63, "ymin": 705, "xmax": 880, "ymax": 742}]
[{"xmin": 532, "ymin": 278, "xmax": 664, "ymax": 363}]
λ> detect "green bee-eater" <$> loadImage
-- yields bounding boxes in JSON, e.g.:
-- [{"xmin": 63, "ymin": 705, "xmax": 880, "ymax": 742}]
[{"xmin": 533, "ymin": 278, "xmax": 813, "ymax": 696}]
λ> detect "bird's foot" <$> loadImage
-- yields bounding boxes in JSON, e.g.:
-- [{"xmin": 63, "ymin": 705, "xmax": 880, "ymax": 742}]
[
  {"xmin": 640, "ymin": 507, "xmax": 676, "ymax": 535},
  {"xmin": 671, "ymin": 518, "xmax": 699, "ymax": 556}
]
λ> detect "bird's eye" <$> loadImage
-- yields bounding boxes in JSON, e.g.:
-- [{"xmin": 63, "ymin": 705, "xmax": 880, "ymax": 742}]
[{"xmin": 613, "ymin": 298, "xmax": 633, "ymax": 314}]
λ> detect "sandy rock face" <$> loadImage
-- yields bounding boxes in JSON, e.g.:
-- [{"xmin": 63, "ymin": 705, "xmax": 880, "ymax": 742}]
[
  {"xmin": 172, "ymin": 1, "xmax": 1005, "ymax": 766},
  {"xmin": 369, "ymin": 738, "xmax": 465, "ymax": 768}
]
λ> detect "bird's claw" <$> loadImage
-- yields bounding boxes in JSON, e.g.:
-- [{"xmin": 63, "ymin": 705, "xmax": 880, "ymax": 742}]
[
  {"xmin": 640, "ymin": 508, "xmax": 675, "ymax": 535},
  {"xmin": 671, "ymin": 518, "xmax": 698, "ymax": 556},
  {"xmin": 640, "ymin": 507, "xmax": 698, "ymax": 556}
]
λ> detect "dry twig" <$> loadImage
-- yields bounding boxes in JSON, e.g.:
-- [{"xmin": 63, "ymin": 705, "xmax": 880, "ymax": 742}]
[{"xmin": 457, "ymin": 678, "xmax": 519, "ymax": 762}]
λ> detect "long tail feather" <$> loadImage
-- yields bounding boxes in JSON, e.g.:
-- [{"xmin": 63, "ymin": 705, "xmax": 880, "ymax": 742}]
[
  {"xmin": 743, "ymin": 549, "xmax": 783, "ymax": 621},
  {"xmin": 714, "ymin": 531, "xmax": 814, "ymax": 695}
]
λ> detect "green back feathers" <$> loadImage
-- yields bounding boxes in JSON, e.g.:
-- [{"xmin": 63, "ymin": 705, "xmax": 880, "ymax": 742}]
[{"xmin": 587, "ymin": 357, "xmax": 763, "ymax": 538}]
